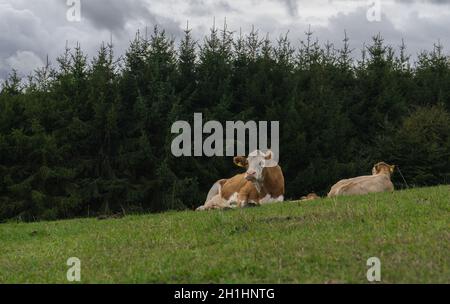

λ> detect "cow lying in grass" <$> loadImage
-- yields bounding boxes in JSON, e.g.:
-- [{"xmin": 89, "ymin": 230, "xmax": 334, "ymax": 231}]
[
  {"xmin": 327, "ymin": 162, "xmax": 395, "ymax": 197},
  {"xmin": 300, "ymin": 193, "xmax": 320, "ymax": 201},
  {"xmin": 196, "ymin": 150, "xmax": 285, "ymax": 211}
]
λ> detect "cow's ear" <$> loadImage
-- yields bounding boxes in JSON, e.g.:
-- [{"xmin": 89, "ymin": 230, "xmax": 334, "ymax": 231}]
[
  {"xmin": 233, "ymin": 156, "xmax": 248, "ymax": 168},
  {"xmin": 264, "ymin": 150, "xmax": 273, "ymax": 160},
  {"xmin": 390, "ymin": 165, "xmax": 395, "ymax": 173},
  {"xmin": 374, "ymin": 164, "xmax": 380, "ymax": 173}
]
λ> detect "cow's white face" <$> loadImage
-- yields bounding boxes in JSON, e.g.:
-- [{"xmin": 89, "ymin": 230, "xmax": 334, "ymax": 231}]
[
  {"xmin": 231, "ymin": 150, "xmax": 273, "ymax": 182},
  {"xmin": 245, "ymin": 152, "xmax": 267, "ymax": 181}
]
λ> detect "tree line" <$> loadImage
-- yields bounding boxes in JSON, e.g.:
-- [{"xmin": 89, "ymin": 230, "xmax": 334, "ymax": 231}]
[{"xmin": 1, "ymin": 25, "xmax": 449, "ymax": 222}]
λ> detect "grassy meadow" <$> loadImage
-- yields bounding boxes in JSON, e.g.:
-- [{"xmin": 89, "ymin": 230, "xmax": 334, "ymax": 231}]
[{"xmin": 1, "ymin": 186, "xmax": 449, "ymax": 283}]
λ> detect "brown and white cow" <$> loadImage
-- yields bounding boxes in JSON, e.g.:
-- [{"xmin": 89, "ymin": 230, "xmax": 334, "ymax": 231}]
[
  {"xmin": 196, "ymin": 150, "xmax": 285, "ymax": 211},
  {"xmin": 327, "ymin": 162, "xmax": 395, "ymax": 197}
]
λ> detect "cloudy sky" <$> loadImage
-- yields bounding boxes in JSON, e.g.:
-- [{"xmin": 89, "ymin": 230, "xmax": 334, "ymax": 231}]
[{"xmin": 1, "ymin": 0, "xmax": 450, "ymax": 82}]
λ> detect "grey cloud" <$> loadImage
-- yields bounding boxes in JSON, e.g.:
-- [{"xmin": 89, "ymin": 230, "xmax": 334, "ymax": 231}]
[
  {"xmin": 1, "ymin": 0, "xmax": 449, "ymax": 83},
  {"xmin": 394, "ymin": 0, "xmax": 450, "ymax": 4},
  {"xmin": 60, "ymin": 0, "xmax": 183, "ymax": 38},
  {"xmin": 307, "ymin": 7, "xmax": 450, "ymax": 59},
  {"xmin": 0, "ymin": 3, "xmax": 52, "ymax": 80},
  {"xmin": 81, "ymin": 0, "xmax": 154, "ymax": 31},
  {"xmin": 185, "ymin": 0, "xmax": 238, "ymax": 17},
  {"xmin": 0, "ymin": 0, "xmax": 184, "ymax": 81},
  {"xmin": 280, "ymin": 0, "xmax": 299, "ymax": 16}
]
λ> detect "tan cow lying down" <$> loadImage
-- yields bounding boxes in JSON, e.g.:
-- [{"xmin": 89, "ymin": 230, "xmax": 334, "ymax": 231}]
[
  {"xmin": 328, "ymin": 162, "xmax": 395, "ymax": 197},
  {"xmin": 300, "ymin": 193, "xmax": 320, "ymax": 201},
  {"xmin": 196, "ymin": 150, "xmax": 285, "ymax": 211}
]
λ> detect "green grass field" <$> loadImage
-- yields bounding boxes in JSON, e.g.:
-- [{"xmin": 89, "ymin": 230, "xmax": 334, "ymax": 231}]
[{"xmin": 1, "ymin": 186, "xmax": 449, "ymax": 284}]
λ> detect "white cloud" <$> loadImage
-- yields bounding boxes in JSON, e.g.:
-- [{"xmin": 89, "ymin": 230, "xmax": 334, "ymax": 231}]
[{"xmin": 4, "ymin": 51, "xmax": 45, "ymax": 76}]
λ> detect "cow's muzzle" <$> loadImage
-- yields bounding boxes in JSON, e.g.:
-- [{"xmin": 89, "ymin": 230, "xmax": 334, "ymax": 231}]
[{"xmin": 245, "ymin": 171, "xmax": 257, "ymax": 181}]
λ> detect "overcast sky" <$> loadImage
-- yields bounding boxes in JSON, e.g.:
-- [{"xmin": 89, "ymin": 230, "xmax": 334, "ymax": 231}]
[{"xmin": 1, "ymin": 0, "xmax": 450, "ymax": 82}]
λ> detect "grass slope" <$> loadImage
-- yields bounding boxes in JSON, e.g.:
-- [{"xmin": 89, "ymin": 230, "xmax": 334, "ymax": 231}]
[{"xmin": 1, "ymin": 186, "xmax": 449, "ymax": 284}]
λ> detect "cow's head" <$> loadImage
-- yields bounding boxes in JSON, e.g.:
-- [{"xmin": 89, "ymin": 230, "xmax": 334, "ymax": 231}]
[
  {"xmin": 372, "ymin": 162, "xmax": 395, "ymax": 176},
  {"xmin": 234, "ymin": 150, "xmax": 277, "ymax": 182}
]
